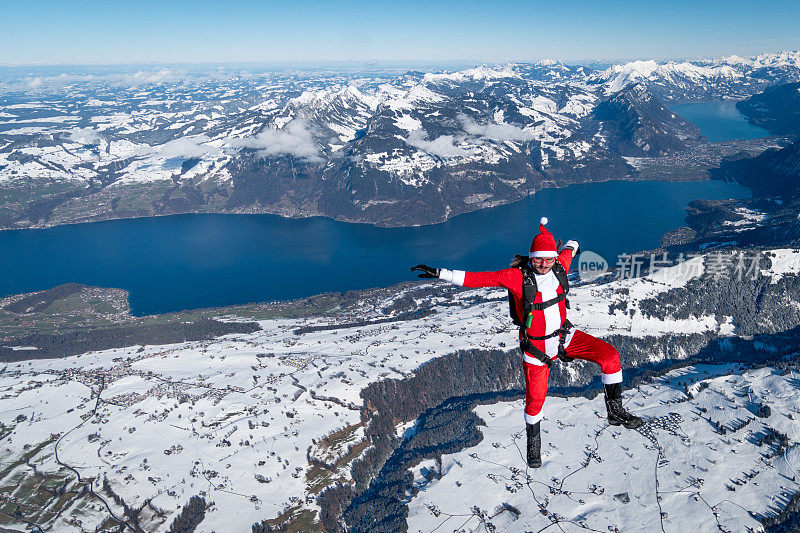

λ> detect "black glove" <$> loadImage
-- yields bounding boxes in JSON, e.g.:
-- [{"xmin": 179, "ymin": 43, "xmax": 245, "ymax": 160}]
[{"xmin": 411, "ymin": 264, "xmax": 439, "ymax": 278}]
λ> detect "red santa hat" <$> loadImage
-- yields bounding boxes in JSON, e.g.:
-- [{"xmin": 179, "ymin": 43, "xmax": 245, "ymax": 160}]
[{"xmin": 529, "ymin": 217, "xmax": 558, "ymax": 258}]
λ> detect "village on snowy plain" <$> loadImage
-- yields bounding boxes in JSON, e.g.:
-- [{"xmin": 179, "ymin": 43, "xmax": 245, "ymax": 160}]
[{"xmin": 2, "ymin": 250, "xmax": 800, "ymax": 531}]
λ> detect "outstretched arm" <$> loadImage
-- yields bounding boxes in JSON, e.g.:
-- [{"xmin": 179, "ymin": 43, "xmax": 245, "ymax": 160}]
[
  {"xmin": 411, "ymin": 264, "xmax": 519, "ymax": 289},
  {"xmin": 411, "ymin": 264, "xmax": 466, "ymax": 284},
  {"xmin": 558, "ymin": 240, "xmax": 580, "ymax": 270}
]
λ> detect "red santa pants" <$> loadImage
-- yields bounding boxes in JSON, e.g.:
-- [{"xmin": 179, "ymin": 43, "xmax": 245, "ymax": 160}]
[{"xmin": 523, "ymin": 329, "xmax": 622, "ymax": 425}]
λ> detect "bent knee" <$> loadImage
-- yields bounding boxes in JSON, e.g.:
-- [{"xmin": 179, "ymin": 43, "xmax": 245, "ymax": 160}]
[
  {"xmin": 599, "ymin": 344, "xmax": 622, "ymax": 374},
  {"xmin": 599, "ymin": 341, "xmax": 620, "ymax": 361}
]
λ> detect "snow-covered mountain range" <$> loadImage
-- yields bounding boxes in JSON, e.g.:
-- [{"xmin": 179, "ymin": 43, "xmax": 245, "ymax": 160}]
[
  {"xmin": 1, "ymin": 50, "xmax": 797, "ymax": 229},
  {"xmin": 593, "ymin": 50, "xmax": 800, "ymax": 100}
]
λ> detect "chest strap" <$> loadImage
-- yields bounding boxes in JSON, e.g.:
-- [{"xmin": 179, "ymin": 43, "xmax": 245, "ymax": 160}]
[{"xmin": 529, "ymin": 292, "xmax": 567, "ymax": 311}]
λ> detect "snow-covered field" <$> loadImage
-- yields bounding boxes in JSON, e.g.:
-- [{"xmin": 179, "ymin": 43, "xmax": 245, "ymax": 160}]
[
  {"xmin": 407, "ymin": 364, "xmax": 800, "ymax": 532},
  {"xmin": 0, "ymin": 249, "xmax": 797, "ymax": 530}
]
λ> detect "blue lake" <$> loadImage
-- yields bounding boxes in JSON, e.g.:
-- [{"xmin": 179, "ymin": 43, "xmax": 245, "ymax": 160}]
[
  {"xmin": 670, "ymin": 101, "xmax": 771, "ymax": 142},
  {"xmin": 0, "ymin": 179, "xmax": 749, "ymax": 315}
]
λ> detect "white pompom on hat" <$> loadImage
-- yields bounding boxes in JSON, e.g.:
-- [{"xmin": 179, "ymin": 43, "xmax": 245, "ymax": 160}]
[{"xmin": 529, "ymin": 216, "xmax": 558, "ymax": 258}]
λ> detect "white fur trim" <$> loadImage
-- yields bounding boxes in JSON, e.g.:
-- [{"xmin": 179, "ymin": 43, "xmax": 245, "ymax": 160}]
[
  {"xmin": 529, "ymin": 250, "xmax": 558, "ymax": 258},
  {"xmin": 438, "ymin": 268, "xmax": 465, "ymax": 286},
  {"xmin": 525, "ymin": 411, "xmax": 543, "ymax": 425},
  {"xmin": 601, "ymin": 370, "xmax": 623, "ymax": 384},
  {"xmin": 540, "ymin": 216, "xmax": 548, "ymax": 225},
  {"xmin": 523, "ymin": 353, "xmax": 556, "ymax": 366},
  {"xmin": 563, "ymin": 240, "xmax": 579, "ymax": 252},
  {"xmin": 562, "ymin": 327, "xmax": 576, "ymax": 349}
]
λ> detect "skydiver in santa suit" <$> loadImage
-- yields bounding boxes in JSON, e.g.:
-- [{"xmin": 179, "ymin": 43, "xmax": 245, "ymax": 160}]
[{"xmin": 412, "ymin": 217, "xmax": 642, "ymax": 468}]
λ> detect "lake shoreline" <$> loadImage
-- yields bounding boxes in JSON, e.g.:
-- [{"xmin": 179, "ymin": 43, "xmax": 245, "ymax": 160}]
[
  {"xmin": 0, "ymin": 178, "xmax": 752, "ymax": 315},
  {"xmin": 0, "ymin": 135, "xmax": 781, "ymax": 233},
  {"xmin": 0, "ymin": 172, "xmax": 709, "ymax": 233}
]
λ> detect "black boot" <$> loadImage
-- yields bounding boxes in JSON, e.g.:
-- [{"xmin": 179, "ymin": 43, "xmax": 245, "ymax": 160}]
[
  {"xmin": 526, "ymin": 422, "xmax": 542, "ymax": 468},
  {"xmin": 604, "ymin": 383, "xmax": 644, "ymax": 429}
]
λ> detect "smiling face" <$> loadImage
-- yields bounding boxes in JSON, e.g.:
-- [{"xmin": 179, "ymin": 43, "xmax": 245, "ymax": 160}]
[{"xmin": 531, "ymin": 256, "xmax": 556, "ymax": 275}]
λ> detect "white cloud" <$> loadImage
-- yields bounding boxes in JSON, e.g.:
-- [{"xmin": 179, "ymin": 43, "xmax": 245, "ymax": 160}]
[
  {"xmin": 67, "ymin": 127, "xmax": 102, "ymax": 145},
  {"xmin": 404, "ymin": 128, "xmax": 467, "ymax": 158},
  {"xmin": 132, "ymin": 134, "xmax": 221, "ymax": 159},
  {"xmin": 227, "ymin": 119, "xmax": 322, "ymax": 162},
  {"xmin": 458, "ymin": 113, "xmax": 536, "ymax": 141},
  {"xmin": 3, "ymin": 68, "xmax": 251, "ymax": 93},
  {"xmin": 130, "ymin": 69, "xmax": 178, "ymax": 84},
  {"xmin": 157, "ymin": 135, "xmax": 222, "ymax": 159}
]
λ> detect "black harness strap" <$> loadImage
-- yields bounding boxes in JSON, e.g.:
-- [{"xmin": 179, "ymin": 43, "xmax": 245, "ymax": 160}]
[
  {"xmin": 521, "ymin": 261, "xmax": 570, "ymax": 311},
  {"xmin": 515, "ymin": 259, "xmax": 575, "ymax": 368},
  {"xmin": 526, "ymin": 319, "xmax": 572, "ymax": 341},
  {"xmin": 530, "ymin": 292, "xmax": 566, "ymax": 311},
  {"xmin": 520, "ymin": 319, "xmax": 574, "ymax": 367},
  {"xmin": 556, "ymin": 319, "xmax": 574, "ymax": 361},
  {"xmin": 508, "ymin": 259, "xmax": 570, "ymax": 325}
]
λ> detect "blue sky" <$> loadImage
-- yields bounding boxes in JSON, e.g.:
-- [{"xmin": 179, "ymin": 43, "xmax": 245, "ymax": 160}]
[{"xmin": 2, "ymin": 0, "xmax": 799, "ymax": 65}]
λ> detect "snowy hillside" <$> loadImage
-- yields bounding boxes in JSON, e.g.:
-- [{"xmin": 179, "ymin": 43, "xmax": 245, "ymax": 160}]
[
  {"xmin": 2, "ymin": 247, "xmax": 799, "ymax": 531},
  {"xmin": 1, "ymin": 50, "xmax": 795, "ymax": 229},
  {"xmin": 407, "ymin": 363, "xmax": 800, "ymax": 532},
  {"xmin": 593, "ymin": 50, "xmax": 800, "ymax": 101},
  {"xmin": 596, "ymin": 59, "xmax": 743, "ymax": 95}
]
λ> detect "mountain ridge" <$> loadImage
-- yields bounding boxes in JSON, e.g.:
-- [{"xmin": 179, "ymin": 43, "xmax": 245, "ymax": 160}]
[{"xmin": 2, "ymin": 50, "xmax": 797, "ymax": 229}]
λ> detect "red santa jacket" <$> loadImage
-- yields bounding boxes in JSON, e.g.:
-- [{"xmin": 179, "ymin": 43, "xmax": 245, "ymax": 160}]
[{"xmin": 440, "ymin": 246, "xmax": 575, "ymax": 364}]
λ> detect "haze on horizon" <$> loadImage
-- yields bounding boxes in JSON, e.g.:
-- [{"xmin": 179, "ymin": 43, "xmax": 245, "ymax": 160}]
[{"xmin": 2, "ymin": 0, "xmax": 800, "ymax": 67}]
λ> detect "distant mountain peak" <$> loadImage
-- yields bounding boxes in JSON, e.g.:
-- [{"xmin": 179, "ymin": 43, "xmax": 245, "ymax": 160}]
[{"xmin": 592, "ymin": 51, "xmax": 800, "ymax": 100}]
